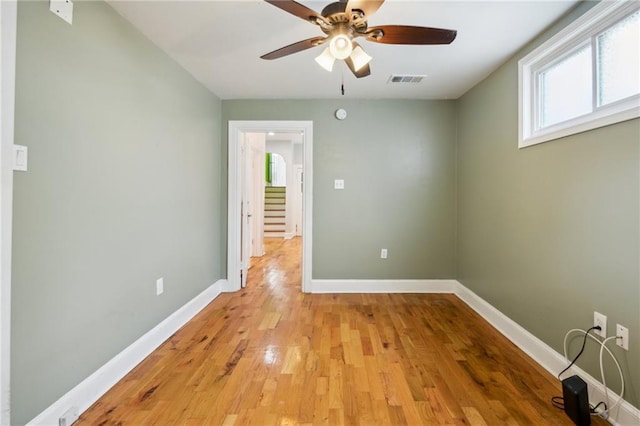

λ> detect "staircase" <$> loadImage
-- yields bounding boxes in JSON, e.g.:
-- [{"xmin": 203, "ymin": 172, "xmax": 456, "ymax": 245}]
[{"xmin": 264, "ymin": 186, "xmax": 286, "ymax": 238}]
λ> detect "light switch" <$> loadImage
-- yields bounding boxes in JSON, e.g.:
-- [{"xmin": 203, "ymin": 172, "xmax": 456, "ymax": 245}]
[
  {"xmin": 156, "ymin": 278, "xmax": 164, "ymax": 296},
  {"xmin": 13, "ymin": 145, "xmax": 28, "ymax": 171},
  {"xmin": 334, "ymin": 179, "xmax": 344, "ymax": 190}
]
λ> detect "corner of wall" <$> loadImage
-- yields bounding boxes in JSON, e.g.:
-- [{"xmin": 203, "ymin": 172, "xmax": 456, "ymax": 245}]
[{"xmin": 26, "ymin": 280, "xmax": 225, "ymax": 426}]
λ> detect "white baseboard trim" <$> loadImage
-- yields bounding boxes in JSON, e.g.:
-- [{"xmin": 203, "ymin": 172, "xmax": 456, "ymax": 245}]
[
  {"xmin": 284, "ymin": 232, "xmax": 294, "ymax": 240},
  {"xmin": 221, "ymin": 278, "xmax": 237, "ymax": 293},
  {"xmin": 27, "ymin": 279, "xmax": 226, "ymax": 426},
  {"xmin": 309, "ymin": 279, "xmax": 458, "ymax": 294},
  {"xmin": 25, "ymin": 278, "xmax": 639, "ymax": 425},
  {"xmin": 454, "ymin": 281, "xmax": 640, "ymax": 426}
]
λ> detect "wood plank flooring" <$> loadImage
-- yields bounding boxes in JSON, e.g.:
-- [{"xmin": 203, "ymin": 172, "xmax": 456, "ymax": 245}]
[{"xmin": 78, "ymin": 237, "xmax": 606, "ymax": 425}]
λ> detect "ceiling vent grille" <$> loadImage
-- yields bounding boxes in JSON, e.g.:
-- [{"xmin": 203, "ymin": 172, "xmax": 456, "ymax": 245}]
[{"xmin": 388, "ymin": 74, "xmax": 426, "ymax": 84}]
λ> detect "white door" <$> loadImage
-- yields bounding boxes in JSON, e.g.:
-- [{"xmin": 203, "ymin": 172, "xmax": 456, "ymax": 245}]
[
  {"xmin": 247, "ymin": 134, "xmax": 265, "ymax": 258},
  {"xmin": 294, "ymin": 165, "xmax": 303, "ymax": 236},
  {"xmin": 240, "ymin": 139, "xmax": 249, "ymax": 287}
]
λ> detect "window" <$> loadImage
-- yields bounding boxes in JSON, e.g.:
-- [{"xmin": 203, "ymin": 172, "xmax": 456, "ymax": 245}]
[{"xmin": 519, "ymin": 2, "xmax": 639, "ymax": 148}]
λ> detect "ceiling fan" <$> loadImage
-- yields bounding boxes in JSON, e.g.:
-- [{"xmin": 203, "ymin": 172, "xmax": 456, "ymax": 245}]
[{"xmin": 260, "ymin": 0, "xmax": 457, "ymax": 78}]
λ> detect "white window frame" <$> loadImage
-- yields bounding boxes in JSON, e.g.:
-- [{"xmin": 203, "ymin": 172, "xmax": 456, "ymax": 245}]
[{"xmin": 519, "ymin": 1, "xmax": 640, "ymax": 148}]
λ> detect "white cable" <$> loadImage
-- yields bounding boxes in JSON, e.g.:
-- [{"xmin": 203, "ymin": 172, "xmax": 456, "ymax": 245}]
[
  {"xmin": 598, "ymin": 336, "xmax": 624, "ymax": 417},
  {"xmin": 561, "ymin": 328, "xmax": 625, "ymax": 419}
]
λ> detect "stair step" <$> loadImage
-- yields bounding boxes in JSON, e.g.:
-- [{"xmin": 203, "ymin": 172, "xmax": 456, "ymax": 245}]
[
  {"xmin": 264, "ymin": 224, "xmax": 286, "ymax": 232},
  {"xmin": 264, "ymin": 217, "xmax": 285, "ymax": 224},
  {"xmin": 265, "ymin": 198, "xmax": 285, "ymax": 205},
  {"xmin": 264, "ymin": 231, "xmax": 284, "ymax": 238},
  {"xmin": 264, "ymin": 211, "xmax": 285, "ymax": 218},
  {"xmin": 265, "ymin": 204, "xmax": 285, "ymax": 211},
  {"xmin": 265, "ymin": 186, "xmax": 286, "ymax": 193},
  {"xmin": 265, "ymin": 192, "xmax": 286, "ymax": 199}
]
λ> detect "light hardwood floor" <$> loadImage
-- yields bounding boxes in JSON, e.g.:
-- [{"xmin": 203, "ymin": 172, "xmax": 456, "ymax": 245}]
[{"xmin": 78, "ymin": 237, "xmax": 605, "ymax": 425}]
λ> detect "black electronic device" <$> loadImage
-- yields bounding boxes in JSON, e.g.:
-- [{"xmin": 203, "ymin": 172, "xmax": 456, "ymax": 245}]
[{"xmin": 562, "ymin": 375, "xmax": 591, "ymax": 425}]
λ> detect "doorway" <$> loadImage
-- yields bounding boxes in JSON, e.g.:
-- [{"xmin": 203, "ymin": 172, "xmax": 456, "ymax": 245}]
[{"xmin": 227, "ymin": 121, "xmax": 313, "ymax": 293}]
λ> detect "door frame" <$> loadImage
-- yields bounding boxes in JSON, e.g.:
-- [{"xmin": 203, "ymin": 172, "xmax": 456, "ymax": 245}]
[
  {"xmin": 227, "ymin": 121, "xmax": 313, "ymax": 292},
  {"xmin": 1, "ymin": 1, "xmax": 17, "ymax": 423}
]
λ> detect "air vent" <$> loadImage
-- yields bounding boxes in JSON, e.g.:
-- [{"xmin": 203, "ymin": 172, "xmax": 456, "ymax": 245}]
[{"xmin": 388, "ymin": 74, "xmax": 426, "ymax": 84}]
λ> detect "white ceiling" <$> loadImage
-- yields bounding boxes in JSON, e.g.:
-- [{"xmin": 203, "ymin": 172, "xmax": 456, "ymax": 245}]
[{"xmin": 107, "ymin": 0, "xmax": 580, "ymax": 100}]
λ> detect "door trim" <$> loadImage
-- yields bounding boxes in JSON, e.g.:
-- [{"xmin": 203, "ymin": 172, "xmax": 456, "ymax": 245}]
[
  {"xmin": 227, "ymin": 121, "xmax": 313, "ymax": 292},
  {"xmin": 0, "ymin": 1, "xmax": 17, "ymax": 423}
]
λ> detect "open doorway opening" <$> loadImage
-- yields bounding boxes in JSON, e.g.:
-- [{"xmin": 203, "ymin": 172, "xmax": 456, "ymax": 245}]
[
  {"xmin": 264, "ymin": 134, "xmax": 303, "ymax": 241},
  {"xmin": 227, "ymin": 121, "xmax": 312, "ymax": 293}
]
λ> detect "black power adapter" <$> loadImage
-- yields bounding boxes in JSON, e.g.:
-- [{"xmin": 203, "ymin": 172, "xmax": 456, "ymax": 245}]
[{"xmin": 563, "ymin": 375, "xmax": 591, "ymax": 425}]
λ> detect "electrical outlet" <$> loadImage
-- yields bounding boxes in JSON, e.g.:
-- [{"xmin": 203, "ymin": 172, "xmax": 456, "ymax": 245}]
[
  {"xmin": 380, "ymin": 248, "xmax": 388, "ymax": 259},
  {"xmin": 616, "ymin": 324, "xmax": 629, "ymax": 351},
  {"xmin": 593, "ymin": 311, "xmax": 607, "ymax": 338},
  {"xmin": 156, "ymin": 277, "xmax": 164, "ymax": 296}
]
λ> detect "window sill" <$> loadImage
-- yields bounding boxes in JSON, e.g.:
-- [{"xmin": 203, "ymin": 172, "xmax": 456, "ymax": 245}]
[{"xmin": 520, "ymin": 96, "xmax": 640, "ymax": 148}]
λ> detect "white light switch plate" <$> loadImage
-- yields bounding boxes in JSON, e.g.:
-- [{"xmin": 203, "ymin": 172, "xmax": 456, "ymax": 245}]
[
  {"xmin": 13, "ymin": 145, "xmax": 28, "ymax": 171},
  {"xmin": 334, "ymin": 179, "xmax": 344, "ymax": 189}
]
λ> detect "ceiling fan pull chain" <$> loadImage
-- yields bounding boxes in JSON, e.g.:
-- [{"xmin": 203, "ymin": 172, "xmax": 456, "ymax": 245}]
[{"xmin": 341, "ymin": 72, "xmax": 345, "ymax": 96}]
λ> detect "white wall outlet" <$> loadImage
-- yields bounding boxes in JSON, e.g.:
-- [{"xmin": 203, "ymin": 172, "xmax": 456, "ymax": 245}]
[
  {"xmin": 616, "ymin": 324, "xmax": 629, "ymax": 351},
  {"xmin": 156, "ymin": 277, "xmax": 164, "ymax": 296},
  {"xmin": 380, "ymin": 248, "xmax": 388, "ymax": 259},
  {"xmin": 49, "ymin": 0, "xmax": 73, "ymax": 25},
  {"xmin": 58, "ymin": 406, "xmax": 79, "ymax": 426},
  {"xmin": 334, "ymin": 179, "xmax": 344, "ymax": 190},
  {"xmin": 593, "ymin": 311, "xmax": 607, "ymax": 338}
]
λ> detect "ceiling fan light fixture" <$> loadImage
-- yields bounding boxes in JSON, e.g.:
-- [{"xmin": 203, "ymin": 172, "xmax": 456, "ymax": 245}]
[
  {"xmin": 261, "ymin": 0, "xmax": 459, "ymax": 79},
  {"xmin": 349, "ymin": 45, "xmax": 372, "ymax": 71},
  {"xmin": 315, "ymin": 47, "xmax": 336, "ymax": 72},
  {"xmin": 329, "ymin": 34, "xmax": 353, "ymax": 60}
]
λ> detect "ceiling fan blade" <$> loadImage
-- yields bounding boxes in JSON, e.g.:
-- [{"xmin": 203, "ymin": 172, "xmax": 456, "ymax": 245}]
[
  {"xmin": 345, "ymin": 0, "xmax": 385, "ymax": 22},
  {"xmin": 366, "ymin": 25, "xmax": 457, "ymax": 45},
  {"xmin": 344, "ymin": 56, "xmax": 371, "ymax": 79},
  {"xmin": 264, "ymin": 0, "xmax": 328, "ymax": 25},
  {"xmin": 261, "ymin": 37, "xmax": 327, "ymax": 60}
]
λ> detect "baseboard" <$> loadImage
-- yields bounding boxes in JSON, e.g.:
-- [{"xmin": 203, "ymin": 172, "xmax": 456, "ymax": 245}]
[
  {"xmin": 284, "ymin": 232, "xmax": 294, "ymax": 240},
  {"xmin": 454, "ymin": 281, "xmax": 640, "ymax": 426},
  {"xmin": 220, "ymin": 278, "xmax": 237, "ymax": 293},
  {"xmin": 25, "ymin": 278, "xmax": 639, "ymax": 425},
  {"xmin": 27, "ymin": 280, "xmax": 226, "ymax": 426},
  {"xmin": 309, "ymin": 279, "xmax": 458, "ymax": 294}
]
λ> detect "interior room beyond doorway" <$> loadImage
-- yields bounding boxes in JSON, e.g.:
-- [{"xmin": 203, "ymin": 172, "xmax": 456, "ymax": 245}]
[
  {"xmin": 227, "ymin": 120, "xmax": 312, "ymax": 293},
  {"xmin": 249, "ymin": 132, "xmax": 303, "ymax": 285}
]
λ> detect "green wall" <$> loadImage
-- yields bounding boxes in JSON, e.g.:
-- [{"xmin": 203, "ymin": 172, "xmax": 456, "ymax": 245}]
[
  {"xmin": 456, "ymin": 3, "xmax": 639, "ymax": 409},
  {"xmin": 11, "ymin": 2, "xmax": 223, "ymax": 423},
  {"xmin": 222, "ymin": 100, "xmax": 457, "ymax": 280},
  {"xmin": 8, "ymin": 0, "xmax": 639, "ymax": 422}
]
